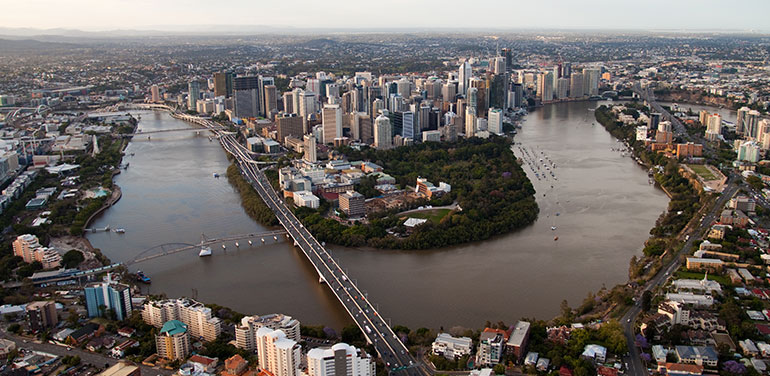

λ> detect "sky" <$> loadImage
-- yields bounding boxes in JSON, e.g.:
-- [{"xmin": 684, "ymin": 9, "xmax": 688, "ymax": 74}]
[{"xmin": 3, "ymin": 0, "xmax": 770, "ymax": 32}]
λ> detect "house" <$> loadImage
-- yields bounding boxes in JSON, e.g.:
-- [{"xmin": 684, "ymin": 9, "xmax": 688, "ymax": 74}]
[
  {"xmin": 546, "ymin": 326, "xmax": 571, "ymax": 345},
  {"xmin": 740, "ymin": 339, "xmax": 759, "ymax": 356},
  {"xmin": 581, "ymin": 344, "xmax": 607, "ymax": 363},
  {"xmin": 652, "ymin": 345, "xmax": 668, "ymax": 364},
  {"xmin": 596, "ymin": 366, "xmax": 618, "ymax": 376},
  {"xmin": 524, "ymin": 352, "xmax": 538, "ymax": 366},
  {"xmin": 661, "ymin": 363, "xmax": 704, "ymax": 376},
  {"xmin": 117, "ymin": 327, "xmax": 136, "ymax": 337},
  {"xmin": 111, "ymin": 339, "xmax": 139, "ymax": 358},
  {"xmin": 559, "ymin": 366, "xmax": 574, "ymax": 376},
  {"xmin": 536, "ymin": 358, "xmax": 550, "ymax": 372},
  {"xmin": 188, "ymin": 354, "xmax": 218, "ymax": 373},
  {"xmin": 67, "ymin": 323, "xmax": 103, "ymax": 345}
]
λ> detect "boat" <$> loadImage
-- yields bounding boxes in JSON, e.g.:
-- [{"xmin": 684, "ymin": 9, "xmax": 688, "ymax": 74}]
[
  {"xmin": 213, "ymin": 173, "xmax": 220, "ymax": 178},
  {"xmin": 136, "ymin": 271, "xmax": 151, "ymax": 284},
  {"xmin": 114, "ymin": 228, "xmax": 126, "ymax": 234},
  {"xmin": 235, "ymin": 242, "xmax": 240, "ymax": 247},
  {"xmin": 199, "ymin": 247, "xmax": 212, "ymax": 257},
  {"xmin": 222, "ymin": 244, "xmax": 226, "ymax": 249},
  {"xmin": 556, "ymin": 212, "xmax": 560, "ymax": 216},
  {"xmin": 551, "ymin": 226, "xmax": 557, "ymax": 231},
  {"xmin": 554, "ymin": 236, "xmax": 559, "ymax": 241},
  {"xmin": 248, "ymin": 240, "xmax": 253, "ymax": 246}
]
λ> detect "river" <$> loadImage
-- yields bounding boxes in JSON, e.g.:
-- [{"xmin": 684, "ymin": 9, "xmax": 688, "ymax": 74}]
[{"xmin": 88, "ymin": 101, "xmax": 669, "ymax": 330}]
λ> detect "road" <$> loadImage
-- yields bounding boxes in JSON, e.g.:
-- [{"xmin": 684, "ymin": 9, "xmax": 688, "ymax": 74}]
[
  {"xmin": 621, "ymin": 175, "xmax": 739, "ymax": 376},
  {"xmin": 0, "ymin": 328, "xmax": 174, "ymax": 375},
  {"xmin": 204, "ymin": 123, "xmax": 424, "ymax": 376}
]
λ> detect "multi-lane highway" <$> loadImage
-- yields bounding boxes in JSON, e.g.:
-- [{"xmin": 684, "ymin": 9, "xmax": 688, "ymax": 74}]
[
  {"xmin": 621, "ymin": 175, "xmax": 738, "ymax": 376},
  {"xmin": 188, "ymin": 119, "xmax": 424, "ymax": 375}
]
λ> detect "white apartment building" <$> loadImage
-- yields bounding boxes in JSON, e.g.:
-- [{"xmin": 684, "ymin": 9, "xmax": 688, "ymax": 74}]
[
  {"xmin": 432, "ymin": 333, "xmax": 473, "ymax": 359},
  {"xmin": 256, "ymin": 327, "xmax": 301, "ymax": 376},
  {"xmin": 142, "ymin": 298, "xmax": 222, "ymax": 342},
  {"xmin": 235, "ymin": 313, "xmax": 300, "ymax": 351},
  {"xmin": 307, "ymin": 343, "xmax": 375, "ymax": 376}
]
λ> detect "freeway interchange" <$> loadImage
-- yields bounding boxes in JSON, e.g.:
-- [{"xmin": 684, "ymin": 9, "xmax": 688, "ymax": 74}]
[{"xmin": 210, "ymin": 125, "xmax": 424, "ymax": 376}]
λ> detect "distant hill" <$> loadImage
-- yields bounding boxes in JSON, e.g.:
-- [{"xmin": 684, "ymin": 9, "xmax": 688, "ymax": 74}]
[{"xmin": 0, "ymin": 38, "xmax": 81, "ymax": 52}]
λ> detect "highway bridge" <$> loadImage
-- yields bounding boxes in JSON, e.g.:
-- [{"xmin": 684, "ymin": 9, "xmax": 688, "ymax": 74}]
[{"xmin": 164, "ymin": 110, "xmax": 424, "ymax": 375}]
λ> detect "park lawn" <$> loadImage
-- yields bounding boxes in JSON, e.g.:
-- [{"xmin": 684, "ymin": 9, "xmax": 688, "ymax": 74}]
[
  {"xmin": 675, "ymin": 270, "xmax": 731, "ymax": 286},
  {"xmin": 403, "ymin": 209, "xmax": 452, "ymax": 224},
  {"xmin": 687, "ymin": 164, "xmax": 717, "ymax": 181}
]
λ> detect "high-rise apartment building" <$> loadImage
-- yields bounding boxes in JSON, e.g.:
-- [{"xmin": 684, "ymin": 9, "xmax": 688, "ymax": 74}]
[
  {"xmin": 282, "ymin": 92, "xmax": 295, "ymax": 114},
  {"xmin": 26, "ymin": 301, "xmax": 58, "ymax": 332},
  {"xmin": 569, "ymin": 73, "xmax": 583, "ymax": 98},
  {"xmin": 156, "ymin": 320, "xmax": 191, "ymax": 360},
  {"xmin": 256, "ymin": 327, "xmax": 302, "ymax": 376},
  {"xmin": 374, "ymin": 115, "xmax": 392, "ymax": 149},
  {"xmin": 188, "ymin": 81, "xmax": 200, "ymax": 110},
  {"xmin": 307, "ymin": 343, "xmax": 375, "ymax": 376},
  {"xmin": 582, "ymin": 68, "xmax": 601, "ymax": 96},
  {"xmin": 85, "ymin": 277, "xmax": 132, "ymax": 321},
  {"xmin": 737, "ymin": 107, "xmax": 750, "ymax": 135},
  {"xmin": 537, "ymin": 72, "xmax": 553, "ymax": 102},
  {"xmin": 259, "ymin": 76, "xmax": 275, "ymax": 117},
  {"xmin": 235, "ymin": 314, "xmax": 300, "ymax": 351},
  {"xmin": 12, "ymin": 234, "xmax": 62, "ymax": 269},
  {"xmin": 142, "ymin": 298, "xmax": 222, "ymax": 342},
  {"xmin": 465, "ymin": 108, "xmax": 477, "ymax": 137}
]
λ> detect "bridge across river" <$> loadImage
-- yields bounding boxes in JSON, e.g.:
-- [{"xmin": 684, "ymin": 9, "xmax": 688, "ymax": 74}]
[{"xmin": 162, "ymin": 109, "xmax": 424, "ymax": 375}]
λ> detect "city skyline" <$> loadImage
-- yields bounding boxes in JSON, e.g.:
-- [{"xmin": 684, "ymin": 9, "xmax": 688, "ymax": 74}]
[{"xmin": 4, "ymin": 0, "xmax": 770, "ymax": 33}]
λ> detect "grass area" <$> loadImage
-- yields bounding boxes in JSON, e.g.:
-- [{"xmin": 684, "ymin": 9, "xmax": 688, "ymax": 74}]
[
  {"xmin": 687, "ymin": 164, "xmax": 718, "ymax": 181},
  {"xmin": 675, "ymin": 270, "xmax": 731, "ymax": 286},
  {"xmin": 402, "ymin": 209, "xmax": 452, "ymax": 224}
]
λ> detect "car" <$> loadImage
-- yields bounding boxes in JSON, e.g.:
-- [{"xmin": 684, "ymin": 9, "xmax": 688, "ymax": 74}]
[{"xmin": 627, "ymin": 318, "xmax": 631, "ymax": 323}]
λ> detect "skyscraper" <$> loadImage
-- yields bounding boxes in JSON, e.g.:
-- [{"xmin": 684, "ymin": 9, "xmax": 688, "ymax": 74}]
[
  {"xmin": 282, "ymin": 92, "xmax": 294, "ymax": 113},
  {"xmin": 467, "ymin": 87, "xmax": 478, "ymax": 113},
  {"xmin": 264, "ymin": 84, "xmax": 278, "ymax": 117},
  {"xmin": 259, "ymin": 76, "xmax": 275, "ymax": 116},
  {"xmin": 233, "ymin": 76, "xmax": 260, "ymax": 119},
  {"xmin": 556, "ymin": 78, "xmax": 570, "ymax": 99},
  {"xmin": 213, "ymin": 72, "xmax": 228, "ymax": 98},
  {"xmin": 374, "ymin": 115, "xmax": 392, "ymax": 149},
  {"xmin": 500, "ymin": 48, "xmax": 513, "ymax": 72},
  {"xmin": 493, "ymin": 57, "xmax": 506, "ymax": 75},
  {"xmin": 538, "ymin": 72, "xmax": 553, "ymax": 102},
  {"xmin": 442, "ymin": 82, "xmax": 457, "ymax": 102},
  {"xmin": 322, "ymin": 104, "xmax": 342, "ymax": 144},
  {"xmin": 737, "ymin": 106, "xmax": 750, "ymax": 134},
  {"xmin": 187, "ymin": 81, "xmax": 200, "ymax": 110},
  {"xmin": 150, "ymin": 85, "xmax": 160, "ymax": 103},
  {"xmin": 465, "ymin": 107, "xmax": 477, "ymax": 137},
  {"xmin": 458, "ymin": 60, "xmax": 472, "ymax": 96},
  {"xmin": 582, "ymin": 68, "xmax": 601, "ymax": 96},
  {"xmin": 570, "ymin": 73, "xmax": 584, "ymax": 98},
  {"xmin": 746, "ymin": 110, "xmax": 761, "ymax": 140}
]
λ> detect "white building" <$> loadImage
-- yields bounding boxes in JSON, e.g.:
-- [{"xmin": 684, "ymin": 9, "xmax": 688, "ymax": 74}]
[
  {"xmin": 665, "ymin": 292, "xmax": 714, "ymax": 307},
  {"xmin": 307, "ymin": 343, "xmax": 375, "ymax": 376},
  {"xmin": 432, "ymin": 333, "xmax": 473, "ymax": 359},
  {"xmin": 322, "ymin": 104, "xmax": 342, "ymax": 145},
  {"xmin": 488, "ymin": 108, "xmax": 503, "ymax": 135},
  {"xmin": 142, "ymin": 298, "xmax": 222, "ymax": 342},
  {"xmin": 293, "ymin": 191, "xmax": 320, "ymax": 209},
  {"xmin": 422, "ymin": 130, "xmax": 441, "ymax": 142},
  {"xmin": 235, "ymin": 314, "xmax": 300, "ymax": 351},
  {"xmin": 374, "ymin": 115, "xmax": 392, "ymax": 149},
  {"xmin": 256, "ymin": 327, "xmax": 301, "ymax": 376}
]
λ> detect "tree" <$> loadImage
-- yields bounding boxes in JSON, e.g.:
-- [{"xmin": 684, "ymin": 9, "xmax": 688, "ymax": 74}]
[
  {"xmin": 62, "ymin": 250, "xmax": 85, "ymax": 268},
  {"xmin": 493, "ymin": 364, "xmax": 506, "ymax": 375}
]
